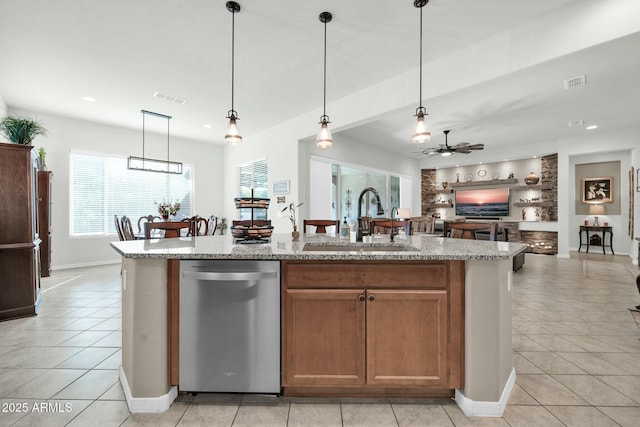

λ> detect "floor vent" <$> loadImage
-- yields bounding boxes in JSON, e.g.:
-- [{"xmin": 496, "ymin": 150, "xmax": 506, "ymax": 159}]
[{"xmin": 563, "ymin": 75, "xmax": 587, "ymax": 90}]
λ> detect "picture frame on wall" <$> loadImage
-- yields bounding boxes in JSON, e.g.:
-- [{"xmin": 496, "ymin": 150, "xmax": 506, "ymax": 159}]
[
  {"xmin": 273, "ymin": 180, "xmax": 290, "ymax": 195},
  {"xmin": 581, "ymin": 176, "xmax": 613, "ymax": 203}
]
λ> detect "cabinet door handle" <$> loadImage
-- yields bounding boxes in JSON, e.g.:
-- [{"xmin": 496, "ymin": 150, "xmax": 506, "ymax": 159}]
[
  {"xmin": 358, "ymin": 295, "xmax": 365, "ymax": 301},
  {"xmin": 368, "ymin": 294, "xmax": 375, "ymax": 301}
]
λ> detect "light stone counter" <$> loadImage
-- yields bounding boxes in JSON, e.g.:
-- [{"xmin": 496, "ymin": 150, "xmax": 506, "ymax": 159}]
[
  {"xmin": 111, "ymin": 233, "xmax": 526, "ymax": 417},
  {"xmin": 110, "ymin": 233, "xmax": 527, "ymax": 261}
]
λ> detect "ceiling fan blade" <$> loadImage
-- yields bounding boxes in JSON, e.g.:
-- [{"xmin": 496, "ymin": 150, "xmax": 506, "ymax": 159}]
[
  {"xmin": 467, "ymin": 144, "xmax": 485, "ymax": 150},
  {"xmin": 453, "ymin": 149, "xmax": 472, "ymax": 154},
  {"xmin": 454, "ymin": 142, "xmax": 471, "ymax": 147}
]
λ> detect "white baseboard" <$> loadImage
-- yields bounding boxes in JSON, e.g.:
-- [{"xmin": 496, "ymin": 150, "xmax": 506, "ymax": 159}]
[
  {"xmin": 455, "ymin": 368, "xmax": 516, "ymax": 417},
  {"xmin": 120, "ymin": 367, "xmax": 177, "ymax": 413},
  {"xmin": 52, "ymin": 259, "xmax": 121, "ymax": 271}
]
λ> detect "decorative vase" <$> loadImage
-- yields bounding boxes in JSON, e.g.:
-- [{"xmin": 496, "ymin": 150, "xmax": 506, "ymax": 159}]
[
  {"xmin": 161, "ymin": 214, "xmax": 169, "ymax": 221},
  {"xmin": 442, "ymin": 181, "xmax": 448, "ymax": 190},
  {"xmin": 291, "ymin": 225, "xmax": 299, "ymax": 240},
  {"xmin": 524, "ymin": 171, "xmax": 539, "ymax": 185}
]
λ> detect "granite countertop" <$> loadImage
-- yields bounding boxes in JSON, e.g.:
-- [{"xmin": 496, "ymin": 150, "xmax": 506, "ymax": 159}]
[{"xmin": 110, "ymin": 233, "xmax": 528, "ymax": 261}]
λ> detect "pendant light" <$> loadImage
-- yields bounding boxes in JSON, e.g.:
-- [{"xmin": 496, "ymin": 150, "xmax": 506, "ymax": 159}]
[
  {"xmin": 412, "ymin": 0, "xmax": 431, "ymax": 144},
  {"xmin": 128, "ymin": 110, "xmax": 183, "ymax": 174},
  {"xmin": 316, "ymin": 11, "xmax": 333, "ymax": 149},
  {"xmin": 225, "ymin": 1, "xmax": 242, "ymax": 144}
]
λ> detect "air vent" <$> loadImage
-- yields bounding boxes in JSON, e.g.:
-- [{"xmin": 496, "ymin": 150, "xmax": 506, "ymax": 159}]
[
  {"xmin": 153, "ymin": 91, "xmax": 187, "ymax": 104},
  {"xmin": 563, "ymin": 75, "xmax": 587, "ymax": 90},
  {"xmin": 568, "ymin": 120, "xmax": 584, "ymax": 128}
]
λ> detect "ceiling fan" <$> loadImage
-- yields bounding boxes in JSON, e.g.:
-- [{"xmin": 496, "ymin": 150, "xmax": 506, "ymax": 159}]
[{"xmin": 416, "ymin": 130, "xmax": 484, "ymax": 157}]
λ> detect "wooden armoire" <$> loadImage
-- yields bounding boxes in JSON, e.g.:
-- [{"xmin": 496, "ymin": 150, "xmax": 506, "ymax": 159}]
[{"xmin": 0, "ymin": 142, "xmax": 41, "ymax": 321}]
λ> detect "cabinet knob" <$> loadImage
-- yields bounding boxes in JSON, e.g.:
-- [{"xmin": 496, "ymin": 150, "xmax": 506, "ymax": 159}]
[
  {"xmin": 358, "ymin": 295, "xmax": 365, "ymax": 301},
  {"xmin": 368, "ymin": 295, "xmax": 375, "ymax": 301}
]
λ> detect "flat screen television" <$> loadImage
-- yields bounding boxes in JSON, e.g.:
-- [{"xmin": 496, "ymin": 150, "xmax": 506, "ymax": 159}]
[{"xmin": 454, "ymin": 188, "xmax": 510, "ymax": 217}]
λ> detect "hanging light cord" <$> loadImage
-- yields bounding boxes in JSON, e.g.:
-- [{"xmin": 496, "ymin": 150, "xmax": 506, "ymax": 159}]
[
  {"xmin": 322, "ymin": 16, "xmax": 327, "ymax": 119},
  {"xmin": 230, "ymin": 6, "xmax": 237, "ymax": 117},
  {"xmin": 418, "ymin": 3, "xmax": 423, "ymax": 111}
]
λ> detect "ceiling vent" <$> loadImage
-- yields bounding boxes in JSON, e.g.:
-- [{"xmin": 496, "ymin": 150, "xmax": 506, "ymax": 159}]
[
  {"xmin": 568, "ymin": 120, "xmax": 584, "ymax": 128},
  {"xmin": 563, "ymin": 75, "xmax": 587, "ymax": 90},
  {"xmin": 153, "ymin": 91, "xmax": 187, "ymax": 104}
]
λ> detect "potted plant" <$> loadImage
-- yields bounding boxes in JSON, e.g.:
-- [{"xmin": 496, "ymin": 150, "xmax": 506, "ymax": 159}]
[{"xmin": 0, "ymin": 115, "xmax": 47, "ymax": 145}]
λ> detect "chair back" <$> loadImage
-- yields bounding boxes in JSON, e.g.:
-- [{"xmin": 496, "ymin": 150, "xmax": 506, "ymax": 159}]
[
  {"xmin": 358, "ymin": 216, "xmax": 372, "ymax": 236},
  {"xmin": 371, "ymin": 218, "xmax": 411, "ymax": 236},
  {"xmin": 188, "ymin": 216, "xmax": 209, "ymax": 236},
  {"xmin": 303, "ymin": 219, "xmax": 340, "ymax": 234},
  {"xmin": 207, "ymin": 215, "xmax": 218, "ymax": 236},
  {"xmin": 137, "ymin": 215, "xmax": 160, "ymax": 232},
  {"xmin": 145, "ymin": 220, "xmax": 191, "ymax": 239},
  {"xmin": 114, "ymin": 215, "xmax": 125, "ymax": 241},
  {"xmin": 410, "ymin": 216, "xmax": 435, "ymax": 234},
  {"xmin": 444, "ymin": 221, "xmax": 498, "ymax": 241},
  {"xmin": 121, "ymin": 216, "xmax": 136, "ymax": 240},
  {"xmin": 232, "ymin": 220, "xmax": 271, "ymax": 227}
]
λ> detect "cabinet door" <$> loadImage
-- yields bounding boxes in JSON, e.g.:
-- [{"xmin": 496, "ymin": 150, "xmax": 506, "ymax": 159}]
[
  {"xmin": 283, "ymin": 289, "xmax": 365, "ymax": 386},
  {"xmin": 366, "ymin": 289, "xmax": 449, "ymax": 387}
]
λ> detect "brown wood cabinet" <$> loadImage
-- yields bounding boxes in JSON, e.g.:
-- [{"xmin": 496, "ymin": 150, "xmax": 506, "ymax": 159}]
[
  {"xmin": 282, "ymin": 260, "xmax": 464, "ymax": 396},
  {"xmin": 0, "ymin": 143, "xmax": 41, "ymax": 321},
  {"xmin": 38, "ymin": 171, "xmax": 53, "ymax": 277}
]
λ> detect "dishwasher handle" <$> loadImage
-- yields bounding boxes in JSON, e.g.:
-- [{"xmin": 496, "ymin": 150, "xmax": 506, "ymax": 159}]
[{"xmin": 182, "ymin": 271, "xmax": 277, "ymax": 282}]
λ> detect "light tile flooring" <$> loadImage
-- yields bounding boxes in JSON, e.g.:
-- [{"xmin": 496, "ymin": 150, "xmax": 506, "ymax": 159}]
[{"xmin": 0, "ymin": 253, "xmax": 639, "ymax": 426}]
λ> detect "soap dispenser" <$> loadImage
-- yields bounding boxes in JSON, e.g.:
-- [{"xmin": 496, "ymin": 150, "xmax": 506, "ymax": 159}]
[{"xmin": 340, "ymin": 217, "xmax": 349, "ymax": 240}]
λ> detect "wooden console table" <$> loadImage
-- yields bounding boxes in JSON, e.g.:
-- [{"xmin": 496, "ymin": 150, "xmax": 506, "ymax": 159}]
[{"xmin": 578, "ymin": 225, "xmax": 614, "ymax": 255}]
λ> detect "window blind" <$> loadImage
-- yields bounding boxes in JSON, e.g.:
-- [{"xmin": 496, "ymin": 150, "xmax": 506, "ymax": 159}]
[
  {"xmin": 239, "ymin": 158, "xmax": 268, "ymax": 220},
  {"xmin": 70, "ymin": 152, "xmax": 193, "ymax": 236}
]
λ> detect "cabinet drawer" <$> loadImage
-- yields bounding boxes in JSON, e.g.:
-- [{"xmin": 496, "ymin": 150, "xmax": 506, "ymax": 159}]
[{"xmin": 283, "ymin": 260, "xmax": 455, "ymax": 289}]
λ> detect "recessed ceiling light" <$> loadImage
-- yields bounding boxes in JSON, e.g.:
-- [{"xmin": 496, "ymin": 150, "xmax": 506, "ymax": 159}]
[
  {"xmin": 533, "ymin": 155, "xmax": 537, "ymax": 158},
  {"xmin": 504, "ymin": 159, "xmax": 509, "ymax": 162},
  {"xmin": 82, "ymin": 96, "xmax": 96, "ymax": 102},
  {"xmin": 586, "ymin": 125, "xmax": 598, "ymax": 130},
  {"xmin": 203, "ymin": 124, "xmax": 212, "ymax": 129}
]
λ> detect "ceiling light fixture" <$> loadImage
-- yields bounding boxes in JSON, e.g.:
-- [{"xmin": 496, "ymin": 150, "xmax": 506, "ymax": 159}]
[
  {"xmin": 412, "ymin": 0, "xmax": 431, "ymax": 144},
  {"xmin": 225, "ymin": 1, "xmax": 242, "ymax": 144},
  {"xmin": 316, "ymin": 11, "xmax": 333, "ymax": 149},
  {"xmin": 128, "ymin": 110, "xmax": 183, "ymax": 174}
]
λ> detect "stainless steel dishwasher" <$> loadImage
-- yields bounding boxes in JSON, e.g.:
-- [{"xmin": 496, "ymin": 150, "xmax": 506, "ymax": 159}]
[{"xmin": 179, "ymin": 260, "xmax": 280, "ymax": 393}]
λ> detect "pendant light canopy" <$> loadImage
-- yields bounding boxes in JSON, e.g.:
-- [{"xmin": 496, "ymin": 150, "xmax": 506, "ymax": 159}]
[
  {"xmin": 316, "ymin": 11, "xmax": 333, "ymax": 149},
  {"xmin": 225, "ymin": 1, "xmax": 242, "ymax": 144},
  {"xmin": 412, "ymin": 0, "xmax": 431, "ymax": 144}
]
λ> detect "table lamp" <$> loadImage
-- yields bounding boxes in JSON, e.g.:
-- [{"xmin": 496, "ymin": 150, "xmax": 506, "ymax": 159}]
[{"xmin": 589, "ymin": 204, "xmax": 605, "ymax": 226}]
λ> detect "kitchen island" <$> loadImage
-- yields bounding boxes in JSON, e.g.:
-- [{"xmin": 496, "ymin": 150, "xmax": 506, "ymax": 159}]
[{"xmin": 111, "ymin": 233, "xmax": 527, "ymax": 417}]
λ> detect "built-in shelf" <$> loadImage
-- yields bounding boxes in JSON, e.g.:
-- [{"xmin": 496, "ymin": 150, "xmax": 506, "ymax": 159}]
[
  {"xmin": 450, "ymin": 178, "xmax": 518, "ymax": 188},
  {"xmin": 511, "ymin": 184, "xmax": 553, "ymax": 191},
  {"xmin": 424, "ymin": 203, "xmax": 453, "ymax": 208},
  {"xmin": 514, "ymin": 201, "xmax": 554, "ymax": 207},
  {"xmin": 424, "ymin": 189, "xmax": 454, "ymax": 195}
]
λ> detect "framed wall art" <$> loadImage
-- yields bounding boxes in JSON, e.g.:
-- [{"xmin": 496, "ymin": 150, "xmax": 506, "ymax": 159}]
[
  {"xmin": 273, "ymin": 180, "xmax": 290, "ymax": 195},
  {"xmin": 581, "ymin": 176, "xmax": 613, "ymax": 203}
]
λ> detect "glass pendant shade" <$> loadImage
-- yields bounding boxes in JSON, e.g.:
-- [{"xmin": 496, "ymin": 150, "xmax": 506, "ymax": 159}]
[
  {"xmin": 225, "ymin": 115, "xmax": 242, "ymax": 144},
  {"xmin": 316, "ymin": 117, "xmax": 333, "ymax": 149},
  {"xmin": 412, "ymin": 111, "xmax": 431, "ymax": 143}
]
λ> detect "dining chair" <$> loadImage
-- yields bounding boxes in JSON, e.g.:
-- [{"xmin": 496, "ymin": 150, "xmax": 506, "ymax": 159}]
[
  {"xmin": 232, "ymin": 220, "xmax": 271, "ymax": 227},
  {"xmin": 114, "ymin": 215, "xmax": 125, "ymax": 241},
  {"xmin": 145, "ymin": 220, "xmax": 192, "ymax": 239},
  {"xmin": 121, "ymin": 216, "xmax": 136, "ymax": 240},
  {"xmin": 303, "ymin": 219, "xmax": 340, "ymax": 234},
  {"xmin": 207, "ymin": 215, "xmax": 218, "ymax": 236},
  {"xmin": 137, "ymin": 215, "xmax": 161, "ymax": 233},
  {"xmin": 410, "ymin": 216, "xmax": 435, "ymax": 234},
  {"xmin": 188, "ymin": 216, "xmax": 209, "ymax": 236}
]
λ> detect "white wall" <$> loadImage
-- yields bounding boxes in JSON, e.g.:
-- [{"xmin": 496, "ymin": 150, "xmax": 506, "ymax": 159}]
[
  {"xmin": 10, "ymin": 108, "xmax": 224, "ymax": 269},
  {"xmin": 301, "ymin": 134, "xmax": 422, "ymax": 221}
]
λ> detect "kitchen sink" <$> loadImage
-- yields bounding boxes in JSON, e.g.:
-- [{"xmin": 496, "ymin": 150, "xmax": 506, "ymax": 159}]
[{"xmin": 302, "ymin": 243, "xmax": 420, "ymax": 252}]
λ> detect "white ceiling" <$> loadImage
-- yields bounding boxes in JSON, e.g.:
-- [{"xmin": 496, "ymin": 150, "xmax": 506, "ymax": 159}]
[{"xmin": 1, "ymin": 0, "xmax": 638, "ymax": 163}]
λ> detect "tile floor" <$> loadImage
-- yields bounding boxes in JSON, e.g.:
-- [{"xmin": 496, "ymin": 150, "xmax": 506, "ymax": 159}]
[{"xmin": 0, "ymin": 253, "xmax": 639, "ymax": 426}]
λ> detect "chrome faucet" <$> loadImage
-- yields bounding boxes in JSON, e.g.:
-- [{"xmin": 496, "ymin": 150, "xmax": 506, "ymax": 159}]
[
  {"xmin": 356, "ymin": 187, "xmax": 384, "ymax": 242},
  {"xmin": 390, "ymin": 207, "xmax": 398, "ymax": 242}
]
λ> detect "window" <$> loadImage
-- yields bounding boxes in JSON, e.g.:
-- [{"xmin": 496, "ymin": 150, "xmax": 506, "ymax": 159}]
[
  {"xmin": 70, "ymin": 152, "xmax": 193, "ymax": 236},
  {"xmin": 239, "ymin": 158, "xmax": 268, "ymax": 220}
]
